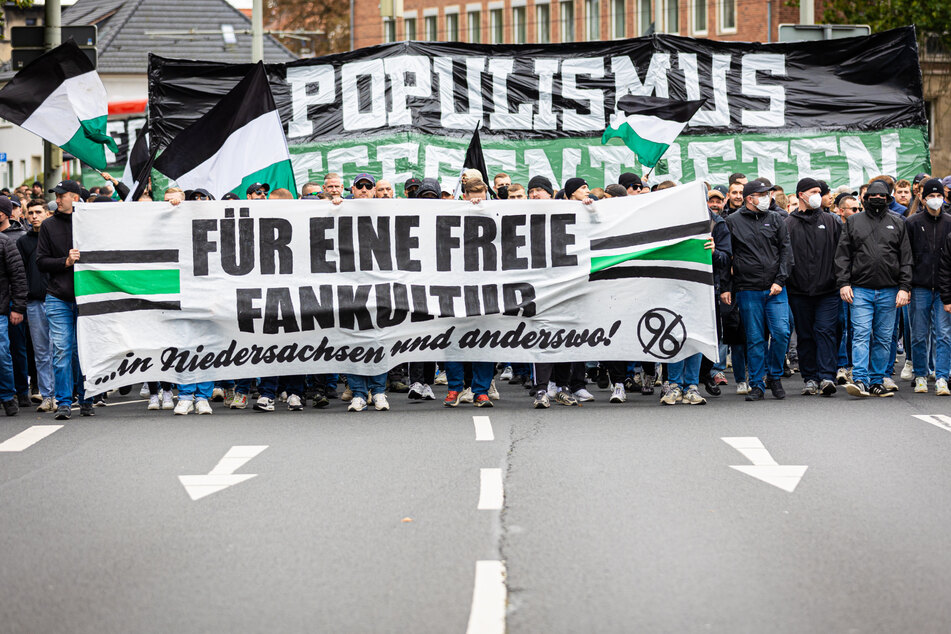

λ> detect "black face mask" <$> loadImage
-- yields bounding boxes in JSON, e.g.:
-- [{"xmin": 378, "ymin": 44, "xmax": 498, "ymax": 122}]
[{"xmin": 866, "ymin": 197, "xmax": 888, "ymax": 213}]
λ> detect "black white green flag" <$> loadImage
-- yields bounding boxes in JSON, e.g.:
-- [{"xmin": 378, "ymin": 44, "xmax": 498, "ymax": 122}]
[
  {"xmin": 0, "ymin": 40, "xmax": 118, "ymax": 170},
  {"xmin": 153, "ymin": 61, "xmax": 296, "ymax": 198},
  {"xmin": 602, "ymin": 95, "xmax": 706, "ymax": 169}
]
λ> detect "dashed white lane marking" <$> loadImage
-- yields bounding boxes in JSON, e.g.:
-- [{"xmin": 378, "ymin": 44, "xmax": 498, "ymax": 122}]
[
  {"xmin": 477, "ymin": 468, "xmax": 504, "ymax": 510},
  {"xmin": 913, "ymin": 415, "xmax": 951, "ymax": 432},
  {"xmin": 473, "ymin": 415, "xmax": 494, "ymax": 441},
  {"xmin": 465, "ymin": 560, "xmax": 507, "ymax": 634},
  {"xmin": 178, "ymin": 445, "xmax": 268, "ymax": 501},
  {"xmin": 722, "ymin": 437, "xmax": 808, "ymax": 493},
  {"xmin": 0, "ymin": 425, "xmax": 64, "ymax": 452}
]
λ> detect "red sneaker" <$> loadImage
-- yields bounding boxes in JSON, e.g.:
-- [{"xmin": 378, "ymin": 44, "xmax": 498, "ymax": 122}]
[
  {"xmin": 444, "ymin": 390, "xmax": 461, "ymax": 407},
  {"xmin": 474, "ymin": 394, "xmax": 493, "ymax": 407}
]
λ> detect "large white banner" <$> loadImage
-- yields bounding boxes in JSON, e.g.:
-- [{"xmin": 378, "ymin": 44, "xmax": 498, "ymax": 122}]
[{"xmin": 74, "ymin": 182, "xmax": 717, "ymax": 391}]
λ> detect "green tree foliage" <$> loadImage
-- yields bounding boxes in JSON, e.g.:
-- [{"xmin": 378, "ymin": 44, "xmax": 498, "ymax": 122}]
[{"xmin": 821, "ymin": 0, "xmax": 951, "ymax": 53}]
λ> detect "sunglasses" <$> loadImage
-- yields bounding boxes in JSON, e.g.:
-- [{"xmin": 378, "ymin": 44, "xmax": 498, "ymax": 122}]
[
  {"xmin": 354, "ymin": 182, "xmax": 374, "ymax": 190},
  {"xmin": 252, "ymin": 189, "xmax": 266, "ymax": 196},
  {"xmin": 194, "ymin": 194, "xmax": 209, "ymax": 200}
]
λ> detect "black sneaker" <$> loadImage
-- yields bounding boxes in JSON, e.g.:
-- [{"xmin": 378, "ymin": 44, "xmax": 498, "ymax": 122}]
[
  {"xmin": 869, "ymin": 383, "xmax": 894, "ymax": 398},
  {"xmin": 845, "ymin": 381, "xmax": 869, "ymax": 397},
  {"xmin": 508, "ymin": 373, "xmax": 524, "ymax": 385},
  {"xmin": 819, "ymin": 379, "xmax": 837, "ymax": 396},
  {"xmin": 641, "ymin": 376, "xmax": 655, "ymax": 395},
  {"xmin": 54, "ymin": 405, "xmax": 71, "ymax": 420},
  {"xmin": 80, "ymin": 402, "xmax": 96, "ymax": 416},
  {"xmin": 2, "ymin": 398, "xmax": 18, "ymax": 416},
  {"xmin": 118, "ymin": 385, "xmax": 132, "ymax": 395},
  {"xmin": 702, "ymin": 376, "xmax": 721, "ymax": 396},
  {"xmin": 745, "ymin": 387, "xmax": 765, "ymax": 401},
  {"xmin": 596, "ymin": 369, "xmax": 610, "ymax": 390},
  {"xmin": 17, "ymin": 392, "xmax": 31, "ymax": 408},
  {"xmin": 767, "ymin": 378, "xmax": 786, "ymax": 399},
  {"xmin": 312, "ymin": 392, "xmax": 330, "ymax": 409}
]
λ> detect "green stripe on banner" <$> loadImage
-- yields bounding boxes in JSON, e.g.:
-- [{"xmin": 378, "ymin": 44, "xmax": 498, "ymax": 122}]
[
  {"xmin": 590, "ymin": 238, "xmax": 711, "ymax": 273},
  {"xmin": 60, "ymin": 114, "xmax": 116, "ymax": 171},
  {"xmin": 74, "ymin": 269, "xmax": 180, "ymax": 297},
  {"xmin": 230, "ymin": 158, "xmax": 297, "ymax": 199},
  {"xmin": 601, "ymin": 122, "xmax": 670, "ymax": 169}
]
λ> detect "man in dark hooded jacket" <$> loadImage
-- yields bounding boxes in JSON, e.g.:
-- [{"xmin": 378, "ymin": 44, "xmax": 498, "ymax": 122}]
[{"xmin": 835, "ymin": 180, "xmax": 912, "ymax": 397}]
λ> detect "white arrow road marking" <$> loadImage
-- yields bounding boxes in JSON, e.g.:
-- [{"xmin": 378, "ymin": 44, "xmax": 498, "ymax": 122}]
[
  {"xmin": 473, "ymin": 415, "xmax": 494, "ymax": 441},
  {"xmin": 466, "ymin": 560, "xmax": 506, "ymax": 634},
  {"xmin": 477, "ymin": 468, "xmax": 504, "ymax": 510},
  {"xmin": 178, "ymin": 445, "xmax": 268, "ymax": 501},
  {"xmin": 913, "ymin": 415, "xmax": 951, "ymax": 433},
  {"xmin": 0, "ymin": 425, "xmax": 63, "ymax": 452},
  {"xmin": 722, "ymin": 437, "xmax": 808, "ymax": 493}
]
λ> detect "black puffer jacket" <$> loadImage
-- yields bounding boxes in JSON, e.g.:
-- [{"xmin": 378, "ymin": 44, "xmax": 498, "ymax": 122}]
[
  {"xmin": 784, "ymin": 209, "xmax": 841, "ymax": 296},
  {"xmin": 16, "ymin": 230, "xmax": 48, "ymax": 301},
  {"xmin": 905, "ymin": 210, "xmax": 951, "ymax": 290},
  {"xmin": 724, "ymin": 206, "xmax": 793, "ymax": 291},
  {"xmin": 0, "ymin": 232, "xmax": 27, "ymax": 315},
  {"xmin": 835, "ymin": 207, "xmax": 912, "ymax": 291}
]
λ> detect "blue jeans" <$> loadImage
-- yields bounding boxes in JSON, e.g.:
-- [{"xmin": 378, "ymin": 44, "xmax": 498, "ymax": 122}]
[
  {"xmin": 838, "ymin": 300, "xmax": 852, "ymax": 368},
  {"xmin": 0, "ymin": 315, "xmax": 15, "ymax": 401},
  {"xmin": 737, "ymin": 288, "xmax": 791, "ymax": 390},
  {"xmin": 26, "ymin": 300, "xmax": 53, "ymax": 398},
  {"xmin": 258, "ymin": 375, "xmax": 305, "ymax": 399},
  {"xmin": 789, "ymin": 292, "xmax": 840, "ymax": 383},
  {"xmin": 850, "ymin": 287, "xmax": 898, "ymax": 386},
  {"xmin": 712, "ymin": 343, "xmax": 728, "ymax": 375},
  {"xmin": 668, "ymin": 353, "xmax": 702, "ymax": 387},
  {"xmin": 346, "ymin": 373, "xmax": 386, "ymax": 399},
  {"xmin": 178, "ymin": 382, "xmax": 214, "ymax": 401},
  {"xmin": 8, "ymin": 319, "xmax": 28, "ymax": 395},
  {"xmin": 446, "ymin": 361, "xmax": 494, "ymax": 396},
  {"xmin": 910, "ymin": 288, "xmax": 951, "ymax": 380},
  {"xmin": 887, "ymin": 305, "xmax": 911, "ymax": 377},
  {"xmin": 46, "ymin": 295, "xmax": 89, "ymax": 406},
  {"xmin": 730, "ymin": 343, "xmax": 747, "ymax": 383}
]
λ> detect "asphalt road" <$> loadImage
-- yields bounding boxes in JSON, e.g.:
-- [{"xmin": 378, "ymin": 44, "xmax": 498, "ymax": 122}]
[{"xmin": 2, "ymin": 372, "xmax": 951, "ymax": 633}]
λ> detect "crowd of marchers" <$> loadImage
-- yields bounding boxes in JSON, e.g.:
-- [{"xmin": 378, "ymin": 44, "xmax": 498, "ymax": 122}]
[{"xmin": 0, "ymin": 167, "xmax": 949, "ymax": 418}]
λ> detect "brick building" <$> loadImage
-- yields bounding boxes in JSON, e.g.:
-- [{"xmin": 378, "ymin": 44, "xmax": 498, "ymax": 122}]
[{"xmin": 353, "ymin": 0, "xmax": 801, "ymax": 50}]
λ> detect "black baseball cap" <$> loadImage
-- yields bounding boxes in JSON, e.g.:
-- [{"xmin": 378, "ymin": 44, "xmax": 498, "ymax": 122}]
[
  {"xmin": 712, "ymin": 184, "xmax": 728, "ymax": 197},
  {"xmin": 246, "ymin": 182, "xmax": 270, "ymax": 196},
  {"xmin": 0, "ymin": 196, "xmax": 12, "ymax": 215},
  {"xmin": 222, "ymin": 192, "xmax": 240, "ymax": 201},
  {"xmin": 742, "ymin": 181, "xmax": 770, "ymax": 198},
  {"xmin": 753, "ymin": 177, "xmax": 777, "ymax": 191},
  {"xmin": 914, "ymin": 172, "xmax": 930, "ymax": 186},
  {"xmin": 186, "ymin": 188, "xmax": 215, "ymax": 200},
  {"xmin": 49, "ymin": 180, "xmax": 82, "ymax": 195}
]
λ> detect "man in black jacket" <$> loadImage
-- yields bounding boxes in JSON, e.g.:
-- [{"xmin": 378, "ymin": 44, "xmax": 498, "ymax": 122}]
[
  {"xmin": 0, "ymin": 207, "xmax": 27, "ymax": 416},
  {"xmin": 906, "ymin": 178, "xmax": 951, "ymax": 395},
  {"xmin": 36, "ymin": 179, "xmax": 93, "ymax": 420},
  {"xmin": 785, "ymin": 178, "xmax": 842, "ymax": 397},
  {"xmin": 17, "ymin": 199, "xmax": 54, "ymax": 411},
  {"xmin": 723, "ymin": 180, "xmax": 794, "ymax": 401},
  {"xmin": 835, "ymin": 180, "xmax": 913, "ymax": 397}
]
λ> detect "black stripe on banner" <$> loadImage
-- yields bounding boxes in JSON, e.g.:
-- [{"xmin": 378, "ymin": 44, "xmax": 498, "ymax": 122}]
[
  {"xmin": 589, "ymin": 266, "xmax": 714, "ymax": 286},
  {"xmin": 81, "ymin": 250, "xmax": 179, "ymax": 264},
  {"xmin": 78, "ymin": 299, "xmax": 182, "ymax": 317},
  {"xmin": 153, "ymin": 61, "xmax": 277, "ymax": 178},
  {"xmin": 590, "ymin": 220, "xmax": 711, "ymax": 251},
  {"xmin": 616, "ymin": 95, "xmax": 707, "ymax": 123},
  {"xmin": 0, "ymin": 40, "xmax": 94, "ymax": 125}
]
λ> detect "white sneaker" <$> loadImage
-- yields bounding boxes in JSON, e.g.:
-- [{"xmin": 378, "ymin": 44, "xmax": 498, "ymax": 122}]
[
  {"xmin": 546, "ymin": 381, "xmax": 557, "ymax": 398},
  {"xmin": 936, "ymin": 378, "xmax": 950, "ymax": 396},
  {"xmin": 408, "ymin": 382, "xmax": 425, "ymax": 399},
  {"xmin": 434, "ymin": 371, "xmax": 448, "ymax": 385},
  {"xmin": 736, "ymin": 381, "xmax": 751, "ymax": 395},
  {"xmin": 195, "ymin": 399, "xmax": 213, "ymax": 415},
  {"xmin": 254, "ymin": 396, "xmax": 275, "ymax": 412},
  {"xmin": 573, "ymin": 388, "xmax": 595, "ymax": 402},
  {"xmin": 278, "ymin": 391, "xmax": 288, "ymax": 403},
  {"xmin": 459, "ymin": 387, "xmax": 474, "ymax": 403},
  {"xmin": 161, "ymin": 390, "xmax": 175, "ymax": 410},
  {"xmin": 287, "ymin": 394, "xmax": 304, "ymax": 410},
  {"xmin": 500, "ymin": 365, "xmax": 514, "ymax": 381},
  {"xmin": 139, "ymin": 383, "xmax": 150, "ymax": 398},
  {"xmin": 901, "ymin": 360, "xmax": 914, "ymax": 381},
  {"xmin": 661, "ymin": 385, "xmax": 683, "ymax": 405},
  {"xmin": 883, "ymin": 377, "xmax": 899, "ymax": 392},
  {"xmin": 174, "ymin": 399, "xmax": 194, "ymax": 415},
  {"xmin": 915, "ymin": 376, "xmax": 928, "ymax": 393},
  {"xmin": 682, "ymin": 385, "xmax": 707, "ymax": 405},
  {"xmin": 488, "ymin": 380, "xmax": 500, "ymax": 400},
  {"xmin": 211, "ymin": 387, "xmax": 225, "ymax": 402},
  {"xmin": 348, "ymin": 396, "xmax": 367, "ymax": 412},
  {"xmin": 147, "ymin": 394, "xmax": 160, "ymax": 410},
  {"xmin": 373, "ymin": 393, "xmax": 390, "ymax": 411},
  {"xmin": 36, "ymin": 396, "xmax": 56, "ymax": 412},
  {"xmin": 609, "ymin": 383, "xmax": 627, "ymax": 403},
  {"xmin": 421, "ymin": 384, "xmax": 436, "ymax": 400}
]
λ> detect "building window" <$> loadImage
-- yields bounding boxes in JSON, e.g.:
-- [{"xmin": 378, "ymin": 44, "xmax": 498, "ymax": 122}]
[
  {"xmin": 468, "ymin": 11, "xmax": 481, "ymax": 42},
  {"xmin": 638, "ymin": 0, "xmax": 651, "ymax": 34},
  {"xmin": 536, "ymin": 3, "xmax": 550, "ymax": 42},
  {"xmin": 927, "ymin": 100, "xmax": 936, "ymax": 147},
  {"xmin": 718, "ymin": 0, "xmax": 735, "ymax": 32},
  {"xmin": 585, "ymin": 0, "xmax": 599, "ymax": 40},
  {"xmin": 663, "ymin": 0, "xmax": 678, "ymax": 33},
  {"xmin": 425, "ymin": 14, "xmax": 438, "ymax": 40},
  {"xmin": 612, "ymin": 0, "xmax": 625, "ymax": 38},
  {"xmin": 512, "ymin": 6, "xmax": 526, "ymax": 43},
  {"xmin": 404, "ymin": 17, "xmax": 417, "ymax": 40},
  {"xmin": 490, "ymin": 8, "xmax": 504, "ymax": 43},
  {"xmin": 446, "ymin": 12, "xmax": 459, "ymax": 40},
  {"xmin": 560, "ymin": 0, "xmax": 574, "ymax": 42},
  {"xmin": 384, "ymin": 18, "xmax": 396, "ymax": 42},
  {"xmin": 692, "ymin": 0, "xmax": 706, "ymax": 34}
]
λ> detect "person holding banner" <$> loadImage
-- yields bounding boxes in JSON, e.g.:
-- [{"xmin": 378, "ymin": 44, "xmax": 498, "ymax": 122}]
[{"xmin": 723, "ymin": 180, "xmax": 793, "ymax": 402}]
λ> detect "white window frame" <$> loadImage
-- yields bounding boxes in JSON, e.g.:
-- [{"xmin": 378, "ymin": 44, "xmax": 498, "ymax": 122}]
[
  {"xmin": 512, "ymin": 4, "xmax": 527, "ymax": 43},
  {"xmin": 927, "ymin": 100, "xmax": 936, "ymax": 148},
  {"xmin": 445, "ymin": 6, "xmax": 460, "ymax": 41},
  {"xmin": 690, "ymin": 0, "xmax": 707, "ymax": 35},
  {"xmin": 637, "ymin": 0, "xmax": 651, "ymax": 35},
  {"xmin": 585, "ymin": 0, "xmax": 600, "ymax": 41},
  {"xmin": 467, "ymin": 8, "xmax": 482, "ymax": 42},
  {"xmin": 490, "ymin": 6, "xmax": 504, "ymax": 43},
  {"xmin": 535, "ymin": 1, "xmax": 551, "ymax": 43},
  {"xmin": 403, "ymin": 11, "xmax": 418, "ymax": 40},
  {"xmin": 383, "ymin": 17, "xmax": 397, "ymax": 42},
  {"xmin": 718, "ymin": 0, "xmax": 736, "ymax": 34},
  {"xmin": 560, "ymin": 0, "xmax": 575, "ymax": 42},
  {"xmin": 424, "ymin": 10, "xmax": 439, "ymax": 41},
  {"xmin": 662, "ymin": 0, "xmax": 678, "ymax": 34},
  {"xmin": 611, "ymin": 0, "xmax": 625, "ymax": 39}
]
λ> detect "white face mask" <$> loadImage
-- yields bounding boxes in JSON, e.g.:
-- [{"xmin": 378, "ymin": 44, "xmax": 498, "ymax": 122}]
[
  {"xmin": 926, "ymin": 197, "xmax": 944, "ymax": 211},
  {"xmin": 755, "ymin": 196, "xmax": 770, "ymax": 212},
  {"xmin": 807, "ymin": 193, "xmax": 822, "ymax": 210}
]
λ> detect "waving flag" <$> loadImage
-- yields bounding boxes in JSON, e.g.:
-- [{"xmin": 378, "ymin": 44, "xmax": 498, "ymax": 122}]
[
  {"xmin": 602, "ymin": 95, "xmax": 706, "ymax": 169},
  {"xmin": 121, "ymin": 127, "xmax": 153, "ymax": 201},
  {"xmin": 0, "ymin": 41, "xmax": 118, "ymax": 170},
  {"xmin": 153, "ymin": 61, "xmax": 296, "ymax": 199}
]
